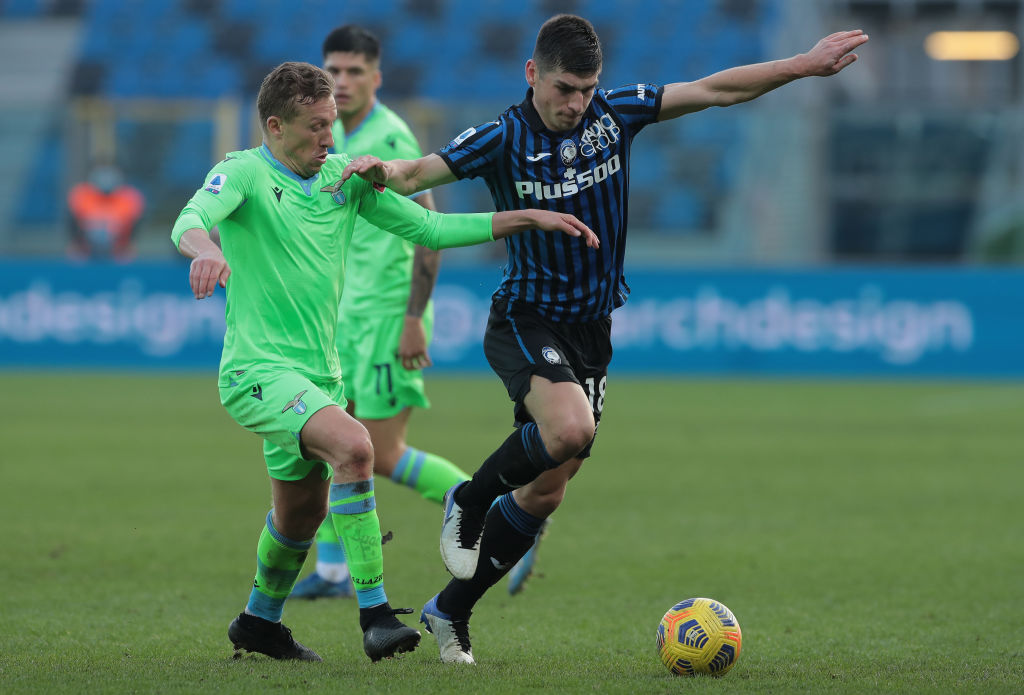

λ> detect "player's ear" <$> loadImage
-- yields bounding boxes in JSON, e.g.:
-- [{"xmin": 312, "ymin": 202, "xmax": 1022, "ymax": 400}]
[
  {"xmin": 525, "ymin": 59, "xmax": 537, "ymax": 87},
  {"xmin": 265, "ymin": 115, "xmax": 283, "ymax": 137}
]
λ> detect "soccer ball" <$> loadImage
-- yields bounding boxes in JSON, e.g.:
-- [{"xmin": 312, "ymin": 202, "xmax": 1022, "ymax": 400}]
[{"xmin": 656, "ymin": 597, "xmax": 742, "ymax": 676}]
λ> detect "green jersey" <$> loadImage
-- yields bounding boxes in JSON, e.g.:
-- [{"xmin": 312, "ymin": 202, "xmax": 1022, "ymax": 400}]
[
  {"xmin": 171, "ymin": 145, "xmax": 493, "ymax": 382},
  {"xmin": 332, "ymin": 102, "xmax": 426, "ymax": 316}
]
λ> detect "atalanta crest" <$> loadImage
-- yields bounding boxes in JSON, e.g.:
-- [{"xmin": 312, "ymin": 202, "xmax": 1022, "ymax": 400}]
[{"xmin": 559, "ymin": 140, "xmax": 578, "ymax": 166}]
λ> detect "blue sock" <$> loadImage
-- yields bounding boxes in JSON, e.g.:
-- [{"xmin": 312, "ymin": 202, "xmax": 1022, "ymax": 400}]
[{"xmin": 317, "ymin": 539, "xmax": 346, "ymax": 565}]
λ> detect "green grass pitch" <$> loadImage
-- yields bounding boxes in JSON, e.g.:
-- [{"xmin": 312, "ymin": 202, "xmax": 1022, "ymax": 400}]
[{"xmin": 2, "ymin": 372, "xmax": 1022, "ymax": 694}]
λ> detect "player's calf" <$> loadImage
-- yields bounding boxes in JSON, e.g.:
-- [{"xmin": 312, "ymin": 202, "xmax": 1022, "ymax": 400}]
[{"xmin": 508, "ymin": 517, "xmax": 551, "ymax": 595}]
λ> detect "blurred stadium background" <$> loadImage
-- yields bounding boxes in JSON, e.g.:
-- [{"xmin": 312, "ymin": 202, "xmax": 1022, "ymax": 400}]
[
  {"xmin": 0, "ymin": 0, "xmax": 1022, "ymax": 376},
  {"xmin": 3, "ymin": 5, "xmax": 1023, "ymax": 691}
]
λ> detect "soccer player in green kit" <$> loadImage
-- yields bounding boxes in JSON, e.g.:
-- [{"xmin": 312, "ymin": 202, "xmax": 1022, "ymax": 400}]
[
  {"xmin": 172, "ymin": 61, "xmax": 598, "ymax": 662},
  {"xmin": 289, "ymin": 24, "xmax": 478, "ymax": 600}
]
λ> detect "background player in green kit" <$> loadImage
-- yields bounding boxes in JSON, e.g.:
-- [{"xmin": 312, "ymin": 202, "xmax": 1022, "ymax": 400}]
[
  {"xmin": 289, "ymin": 24, "xmax": 472, "ymax": 600},
  {"xmin": 171, "ymin": 61, "xmax": 598, "ymax": 663}
]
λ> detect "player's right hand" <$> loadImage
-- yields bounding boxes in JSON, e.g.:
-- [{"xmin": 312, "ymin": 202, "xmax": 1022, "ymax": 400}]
[
  {"xmin": 340, "ymin": 155, "xmax": 390, "ymax": 185},
  {"xmin": 189, "ymin": 249, "xmax": 231, "ymax": 299}
]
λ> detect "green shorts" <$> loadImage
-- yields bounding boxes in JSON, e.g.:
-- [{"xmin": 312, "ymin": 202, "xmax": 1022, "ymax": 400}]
[
  {"xmin": 219, "ymin": 366, "xmax": 347, "ymax": 481},
  {"xmin": 337, "ymin": 308, "xmax": 432, "ymax": 420}
]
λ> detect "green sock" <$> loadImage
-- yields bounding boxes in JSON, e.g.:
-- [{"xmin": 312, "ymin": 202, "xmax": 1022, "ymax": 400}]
[
  {"xmin": 389, "ymin": 447, "xmax": 470, "ymax": 504},
  {"xmin": 329, "ymin": 479, "xmax": 386, "ymax": 608},
  {"xmin": 315, "ymin": 519, "xmax": 339, "ymax": 544},
  {"xmin": 246, "ymin": 511, "xmax": 312, "ymax": 622}
]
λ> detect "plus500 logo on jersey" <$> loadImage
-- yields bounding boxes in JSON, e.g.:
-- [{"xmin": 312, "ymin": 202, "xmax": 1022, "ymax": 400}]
[{"xmin": 515, "ymin": 155, "xmax": 621, "ymax": 201}]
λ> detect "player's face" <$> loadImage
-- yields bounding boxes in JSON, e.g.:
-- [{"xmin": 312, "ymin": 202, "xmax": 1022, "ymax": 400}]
[
  {"xmin": 323, "ymin": 51, "xmax": 381, "ymax": 123},
  {"xmin": 269, "ymin": 96, "xmax": 337, "ymax": 178},
  {"xmin": 527, "ymin": 60, "xmax": 599, "ymax": 133}
]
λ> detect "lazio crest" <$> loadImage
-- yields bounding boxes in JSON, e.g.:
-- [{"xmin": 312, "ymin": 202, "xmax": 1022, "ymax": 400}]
[{"xmin": 320, "ymin": 180, "xmax": 346, "ymax": 205}]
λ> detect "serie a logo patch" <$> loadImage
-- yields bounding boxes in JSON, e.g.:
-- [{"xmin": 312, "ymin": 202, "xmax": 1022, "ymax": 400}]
[{"xmin": 204, "ymin": 173, "xmax": 227, "ymax": 194}]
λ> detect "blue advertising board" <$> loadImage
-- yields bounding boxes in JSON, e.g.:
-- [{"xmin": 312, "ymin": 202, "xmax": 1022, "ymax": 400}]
[{"xmin": 1, "ymin": 261, "xmax": 1021, "ymax": 377}]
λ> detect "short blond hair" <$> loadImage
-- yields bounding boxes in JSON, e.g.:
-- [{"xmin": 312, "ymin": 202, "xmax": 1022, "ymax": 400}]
[{"xmin": 257, "ymin": 62, "xmax": 334, "ymax": 132}]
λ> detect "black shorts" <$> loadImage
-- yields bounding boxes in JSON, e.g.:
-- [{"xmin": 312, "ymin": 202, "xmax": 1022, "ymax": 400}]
[{"xmin": 483, "ymin": 298, "xmax": 612, "ymax": 459}]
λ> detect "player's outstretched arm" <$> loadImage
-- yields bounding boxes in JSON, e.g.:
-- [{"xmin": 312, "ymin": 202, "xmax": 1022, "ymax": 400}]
[
  {"xmin": 177, "ymin": 227, "xmax": 231, "ymax": 299},
  {"xmin": 492, "ymin": 210, "xmax": 600, "ymax": 248},
  {"xmin": 342, "ymin": 153, "xmax": 456, "ymax": 196},
  {"xmin": 658, "ymin": 29, "xmax": 869, "ymax": 121}
]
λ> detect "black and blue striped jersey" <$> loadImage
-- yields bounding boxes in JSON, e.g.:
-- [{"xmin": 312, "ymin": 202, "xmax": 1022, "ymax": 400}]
[{"xmin": 438, "ymin": 83, "xmax": 664, "ymax": 322}]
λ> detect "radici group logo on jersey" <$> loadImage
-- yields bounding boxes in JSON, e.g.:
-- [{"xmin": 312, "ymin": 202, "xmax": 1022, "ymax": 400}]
[{"xmin": 579, "ymin": 113, "xmax": 621, "ymax": 158}]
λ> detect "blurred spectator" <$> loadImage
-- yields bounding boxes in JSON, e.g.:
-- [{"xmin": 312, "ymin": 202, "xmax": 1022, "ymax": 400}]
[{"xmin": 67, "ymin": 163, "xmax": 144, "ymax": 261}]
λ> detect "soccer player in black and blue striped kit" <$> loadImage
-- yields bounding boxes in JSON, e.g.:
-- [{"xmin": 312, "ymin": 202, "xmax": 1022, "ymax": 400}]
[{"xmin": 342, "ymin": 14, "xmax": 868, "ymax": 664}]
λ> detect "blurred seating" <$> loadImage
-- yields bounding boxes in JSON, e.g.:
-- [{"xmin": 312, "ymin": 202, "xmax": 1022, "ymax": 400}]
[
  {"xmin": 828, "ymin": 112, "xmax": 990, "ymax": 259},
  {"xmin": 3, "ymin": 0, "xmax": 781, "ymax": 235}
]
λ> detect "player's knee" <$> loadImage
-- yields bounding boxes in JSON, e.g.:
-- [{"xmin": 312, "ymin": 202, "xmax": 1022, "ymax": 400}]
[
  {"xmin": 547, "ymin": 416, "xmax": 596, "ymax": 461},
  {"xmin": 329, "ymin": 433, "xmax": 374, "ymax": 479}
]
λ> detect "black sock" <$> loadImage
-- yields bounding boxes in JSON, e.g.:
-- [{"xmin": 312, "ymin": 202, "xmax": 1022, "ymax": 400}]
[
  {"xmin": 437, "ymin": 496, "xmax": 543, "ymax": 616},
  {"xmin": 456, "ymin": 423, "xmax": 560, "ymax": 510}
]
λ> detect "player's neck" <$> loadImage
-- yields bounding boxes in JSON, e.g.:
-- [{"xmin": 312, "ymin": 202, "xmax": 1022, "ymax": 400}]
[{"xmin": 340, "ymin": 98, "xmax": 377, "ymax": 135}]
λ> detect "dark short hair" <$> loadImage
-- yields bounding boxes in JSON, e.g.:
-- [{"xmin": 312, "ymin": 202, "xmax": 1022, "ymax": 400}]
[
  {"xmin": 533, "ymin": 14, "xmax": 602, "ymax": 76},
  {"xmin": 256, "ymin": 62, "xmax": 334, "ymax": 132},
  {"xmin": 322, "ymin": 24, "xmax": 381, "ymax": 61}
]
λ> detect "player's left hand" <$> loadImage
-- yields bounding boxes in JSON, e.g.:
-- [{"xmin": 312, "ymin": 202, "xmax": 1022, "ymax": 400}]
[
  {"xmin": 802, "ymin": 29, "xmax": 869, "ymax": 76},
  {"xmin": 397, "ymin": 316, "xmax": 433, "ymax": 370},
  {"xmin": 526, "ymin": 209, "xmax": 601, "ymax": 249}
]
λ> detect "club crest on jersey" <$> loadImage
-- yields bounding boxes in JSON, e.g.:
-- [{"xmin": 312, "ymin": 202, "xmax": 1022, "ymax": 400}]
[
  {"xmin": 282, "ymin": 390, "xmax": 308, "ymax": 415},
  {"xmin": 559, "ymin": 139, "xmax": 578, "ymax": 166},
  {"xmin": 204, "ymin": 173, "xmax": 227, "ymax": 194},
  {"xmin": 541, "ymin": 347, "xmax": 561, "ymax": 364},
  {"xmin": 320, "ymin": 180, "xmax": 346, "ymax": 205}
]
